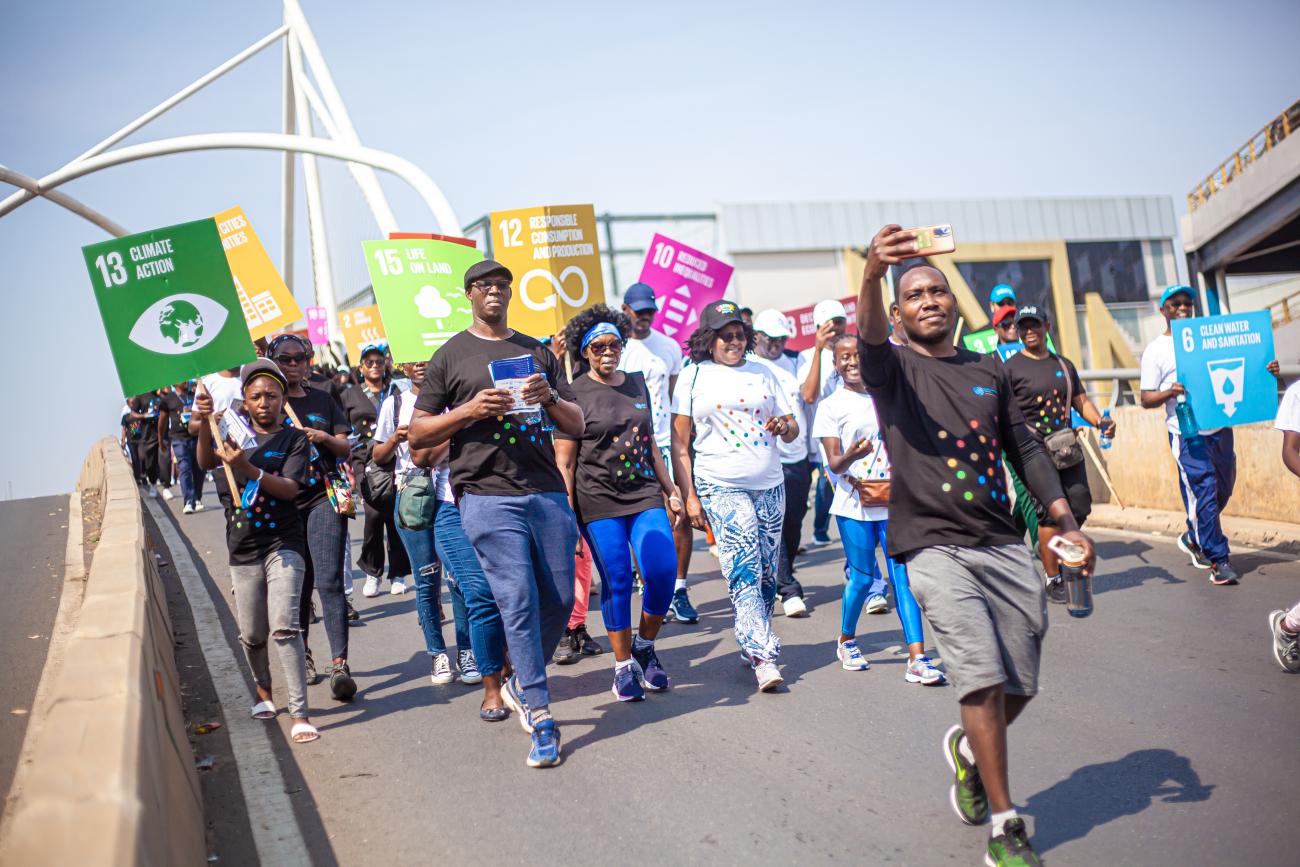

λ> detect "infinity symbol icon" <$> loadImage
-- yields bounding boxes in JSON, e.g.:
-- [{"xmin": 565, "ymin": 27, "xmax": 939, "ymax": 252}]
[{"xmin": 519, "ymin": 266, "xmax": 589, "ymax": 312}]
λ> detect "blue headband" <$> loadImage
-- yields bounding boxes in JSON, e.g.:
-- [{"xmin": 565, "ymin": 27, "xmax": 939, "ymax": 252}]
[{"xmin": 581, "ymin": 321, "xmax": 622, "ymax": 352}]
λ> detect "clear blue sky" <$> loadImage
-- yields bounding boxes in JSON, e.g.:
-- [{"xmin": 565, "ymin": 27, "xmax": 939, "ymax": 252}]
[{"xmin": 2, "ymin": 0, "xmax": 1297, "ymax": 499}]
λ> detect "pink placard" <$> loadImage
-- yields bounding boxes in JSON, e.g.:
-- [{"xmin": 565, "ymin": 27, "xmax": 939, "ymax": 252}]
[
  {"xmin": 641, "ymin": 233, "xmax": 734, "ymax": 348},
  {"xmin": 782, "ymin": 295, "xmax": 858, "ymax": 353},
  {"xmin": 306, "ymin": 306, "xmax": 330, "ymax": 346}
]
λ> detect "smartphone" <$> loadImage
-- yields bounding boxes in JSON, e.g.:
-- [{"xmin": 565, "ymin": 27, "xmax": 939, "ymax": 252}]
[{"xmin": 904, "ymin": 224, "xmax": 955, "ymax": 257}]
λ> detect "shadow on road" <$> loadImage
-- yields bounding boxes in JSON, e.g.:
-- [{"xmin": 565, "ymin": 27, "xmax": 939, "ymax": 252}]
[{"xmin": 1024, "ymin": 748, "xmax": 1214, "ymax": 853}]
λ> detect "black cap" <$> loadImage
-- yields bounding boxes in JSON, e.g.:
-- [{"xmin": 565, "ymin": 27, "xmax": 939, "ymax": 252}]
[
  {"xmin": 464, "ymin": 259, "xmax": 513, "ymax": 290},
  {"xmin": 240, "ymin": 359, "xmax": 288, "ymax": 392},
  {"xmin": 623, "ymin": 282, "xmax": 658, "ymax": 312},
  {"xmin": 700, "ymin": 300, "xmax": 744, "ymax": 331},
  {"xmin": 1014, "ymin": 305, "xmax": 1047, "ymax": 326}
]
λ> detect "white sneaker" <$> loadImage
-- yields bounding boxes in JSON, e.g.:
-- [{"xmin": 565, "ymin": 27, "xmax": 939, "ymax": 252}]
[
  {"xmin": 783, "ymin": 596, "xmax": 809, "ymax": 618},
  {"xmin": 146, "ymin": 487, "xmax": 158, "ymax": 499},
  {"xmin": 904, "ymin": 655, "xmax": 947, "ymax": 685},
  {"xmin": 754, "ymin": 660, "xmax": 784, "ymax": 692},
  {"xmin": 390, "ymin": 579, "xmax": 407, "ymax": 596},
  {"xmin": 430, "ymin": 652, "xmax": 454, "ymax": 685},
  {"xmin": 362, "ymin": 576, "xmax": 380, "ymax": 598},
  {"xmin": 708, "ymin": 544, "xmax": 720, "ymax": 558},
  {"xmin": 192, "ymin": 502, "xmax": 205, "ymax": 512},
  {"xmin": 161, "ymin": 487, "xmax": 175, "ymax": 501},
  {"xmin": 182, "ymin": 503, "xmax": 195, "ymax": 514},
  {"xmin": 205, "ymin": 472, "xmax": 214, "ymax": 483},
  {"xmin": 836, "ymin": 640, "xmax": 870, "ymax": 671},
  {"xmin": 866, "ymin": 593, "xmax": 889, "ymax": 614}
]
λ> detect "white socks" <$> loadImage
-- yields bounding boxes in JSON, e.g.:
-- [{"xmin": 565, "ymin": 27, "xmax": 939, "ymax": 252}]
[
  {"xmin": 990, "ymin": 809, "xmax": 1019, "ymax": 836},
  {"xmin": 614, "ymin": 657, "xmax": 637, "ymax": 672},
  {"xmin": 674, "ymin": 578, "xmax": 687, "ymax": 592}
]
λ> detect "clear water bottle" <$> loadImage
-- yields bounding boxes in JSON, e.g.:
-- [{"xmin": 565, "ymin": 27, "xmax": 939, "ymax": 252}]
[
  {"xmin": 1175, "ymin": 394, "xmax": 1201, "ymax": 445},
  {"xmin": 1100, "ymin": 408, "xmax": 1112, "ymax": 450}
]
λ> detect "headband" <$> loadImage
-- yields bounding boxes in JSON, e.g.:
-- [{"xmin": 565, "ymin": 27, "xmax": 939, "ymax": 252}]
[
  {"xmin": 581, "ymin": 321, "xmax": 622, "ymax": 353},
  {"xmin": 268, "ymin": 333, "xmax": 311, "ymax": 355}
]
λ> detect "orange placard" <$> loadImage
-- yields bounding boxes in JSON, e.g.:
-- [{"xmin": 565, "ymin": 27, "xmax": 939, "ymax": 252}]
[
  {"xmin": 339, "ymin": 305, "xmax": 387, "ymax": 364},
  {"xmin": 214, "ymin": 206, "xmax": 303, "ymax": 340}
]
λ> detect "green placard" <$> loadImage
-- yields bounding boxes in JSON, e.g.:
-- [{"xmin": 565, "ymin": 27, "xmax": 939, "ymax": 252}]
[
  {"xmin": 362, "ymin": 239, "xmax": 483, "ymax": 364},
  {"xmin": 84, "ymin": 219, "xmax": 255, "ymax": 398},
  {"xmin": 962, "ymin": 327, "xmax": 998, "ymax": 355}
]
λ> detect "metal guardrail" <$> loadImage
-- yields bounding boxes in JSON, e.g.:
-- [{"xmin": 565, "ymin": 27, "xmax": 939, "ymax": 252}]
[
  {"xmin": 1079, "ymin": 365, "xmax": 1300, "ymax": 411},
  {"xmin": 1269, "ymin": 287, "xmax": 1300, "ymax": 327},
  {"xmin": 1187, "ymin": 99, "xmax": 1300, "ymax": 212}
]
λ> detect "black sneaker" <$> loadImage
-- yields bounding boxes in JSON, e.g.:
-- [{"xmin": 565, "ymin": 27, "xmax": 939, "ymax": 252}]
[
  {"xmin": 553, "ymin": 629, "xmax": 578, "ymax": 665},
  {"xmin": 310, "ymin": 601, "xmax": 321, "ymax": 623},
  {"xmin": 304, "ymin": 647, "xmax": 319, "ymax": 685},
  {"xmin": 1177, "ymin": 532, "xmax": 1212, "ymax": 570},
  {"xmin": 1045, "ymin": 577, "xmax": 1068, "ymax": 605},
  {"xmin": 573, "ymin": 624, "xmax": 603, "ymax": 656},
  {"xmin": 1210, "ymin": 560, "xmax": 1239, "ymax": 586},
  {"xmin": 329, "ymin": 661, "xmax": 357, "ymax": 701},
  {"xmin": 346, "ymin": 599, "xmax": 360, "ymax": 622},
  {"xmin": 986, "ymin": 817, "xmax": 1042, "ymax": 866}
]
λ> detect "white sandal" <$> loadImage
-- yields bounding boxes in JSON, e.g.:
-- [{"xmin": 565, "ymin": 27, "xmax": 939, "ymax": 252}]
[
  {"xmin": 250, "ymin": 700, "xmax": 277, "ymax": 720},
  {"xmin": 290, "ymin": 720, "xmax": 319, "ymax": 744}
]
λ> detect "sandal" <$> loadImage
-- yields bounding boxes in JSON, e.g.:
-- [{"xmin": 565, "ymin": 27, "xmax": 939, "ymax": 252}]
[
  {"xmin": 290, "ymin": 721, "xmax": 320, "ymax": 743},
  {"xmin": 250, "ymin": 700, "xmax": 277, "ymax": 720}
]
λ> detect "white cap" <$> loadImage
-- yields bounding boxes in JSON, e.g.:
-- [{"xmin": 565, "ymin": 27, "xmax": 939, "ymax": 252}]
[
  {"xmin": 752, "ymin": 308, "xmax": 794, "ymax": 338},
  {"xmin": 813, "ymin": 299, "xmax": 848, "ymax": 327}
]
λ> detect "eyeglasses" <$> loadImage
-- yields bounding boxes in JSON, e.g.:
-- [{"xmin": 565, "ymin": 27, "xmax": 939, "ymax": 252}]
[
  {"xmin": 718, "ymin": 330, "xmax": 747, "ymax": 345},
  {"xmin": 360, "ymin": 358, "xmax": 386, "ymax": 368},
  {"xmin": 586, "ymin": 339, "xmax": 623, "ymax": 356},
  {"xmin": 470, "ymin": 279, "xmax": 511, "ymax": 292},
  {"xmin": 273, "ymin": 353, "xmax": 309, "ymax": 365}
]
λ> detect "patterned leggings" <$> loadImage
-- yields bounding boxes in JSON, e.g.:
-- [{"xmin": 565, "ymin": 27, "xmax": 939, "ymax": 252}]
[{"xmin": 696, "ymin": 480, "xmax": 784, "ymax": 662}]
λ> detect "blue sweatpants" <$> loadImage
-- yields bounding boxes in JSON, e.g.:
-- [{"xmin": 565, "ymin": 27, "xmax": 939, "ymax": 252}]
[
  {"xmin": 1169, "ymin": 428, "xmax": 1236, "ymax": 564},
  {"xmin": 583, "ymin": 507, "xmax": 676, "ymax": 633},
  {"xmin": 836, "ymin": 516, "xmax": 924, "ymax": 645}
]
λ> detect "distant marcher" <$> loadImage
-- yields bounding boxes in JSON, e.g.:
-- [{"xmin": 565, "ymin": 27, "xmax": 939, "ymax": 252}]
[{"xmin": 798, "ymin": 299, "xmax": 848, "ymax": 548}]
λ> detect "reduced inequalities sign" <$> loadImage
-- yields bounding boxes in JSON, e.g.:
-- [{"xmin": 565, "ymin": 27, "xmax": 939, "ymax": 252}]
[
  {"xmin": 641, "ymin": 233, "xmax": 733, "ymax": 349},
  {"xmin": 1173, "ymin": 311, "xmax": 1277, "ymax": 429}
]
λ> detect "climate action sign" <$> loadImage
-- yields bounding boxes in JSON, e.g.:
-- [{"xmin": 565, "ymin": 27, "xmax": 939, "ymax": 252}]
[
  {"xmin": 1173, "ymin": 311, "xmax": 1277, "ymax": 429},
  {"xmin": 363, "ymin": 238, "xmax": 482, "ymax": 363},
  {"xmin": 641, "ymin": 234, "xmax": 733, "ymax": 349},
  {"xmin": 84, "ymin": 219, "xmax": 255, "ymax": 398}
]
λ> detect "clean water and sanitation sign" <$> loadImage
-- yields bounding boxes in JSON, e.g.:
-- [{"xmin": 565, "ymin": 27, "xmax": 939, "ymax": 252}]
[{"xmin": 1173, "ymin": 311, "xmax": 1277, "ymax": 429}]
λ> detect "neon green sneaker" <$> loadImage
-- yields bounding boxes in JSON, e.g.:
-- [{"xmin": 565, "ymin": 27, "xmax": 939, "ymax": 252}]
[
  {"xmin": 986, "ymin": 817, "xmax": 1042, "ymax": 866},
  {"xmin": 943, "ymin": 724, "xmax": 988, "ymax": 825}
]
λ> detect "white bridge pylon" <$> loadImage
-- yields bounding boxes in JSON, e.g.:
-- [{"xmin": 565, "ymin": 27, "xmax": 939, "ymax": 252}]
[{"xmin": 0, "ymin": 0, "xmax": 460, "ymax": 345}]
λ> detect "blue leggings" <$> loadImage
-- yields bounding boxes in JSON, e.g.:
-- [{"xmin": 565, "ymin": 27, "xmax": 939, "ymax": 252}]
[
  {"xmin": 836, "ymin": 516, "xmax": 923, "ymax": 645},
  {"xmin": 583, "ymin": 507, "xmax": 677, "ymax": 633}
]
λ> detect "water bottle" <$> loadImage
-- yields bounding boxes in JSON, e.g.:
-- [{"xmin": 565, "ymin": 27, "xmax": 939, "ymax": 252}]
[
  {"xmin": 1099, "ymin": 408, "xmax": 1112, "ymax": 450},
  {"xmin": 1174, "ymin": 394, "xmax": 1201, "ymax": 445},
  {"xmin": 1049, "ymin": 536, "xmax": 1092, "ymax": 618}
]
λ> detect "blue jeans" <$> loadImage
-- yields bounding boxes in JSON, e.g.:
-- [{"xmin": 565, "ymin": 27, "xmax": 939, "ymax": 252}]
[
  {"xmin": 298, "ymin": 501, "xmax": 349, "ymax": 661},
  {"xmin": 459, "ymin": 492, "xmax": 577, "ymax": 709},
  {"xmin": 170, "ymin": 439, "xmax": 203, "ymax": 506},
  {"xmin": 583, "ymin": 507, "xmax": 676, "ymax": 633},
  {"xmin": 1169, "ymin": 428, "xmax": 1236, "ymax": 564},
  {"xmin": 836, "ymin": 516, "xmax": 923, "ymax": 645},
  {"xmin": 394, "ymin": 521, "xmax": 470, "ymax": 658},
  {"xmin": 811, "ymin": 462, "xmax": 833, "ymax": 539},
  {"xmin": 433, "ymin": 499, "xmax": 506, "ymax": 676}
]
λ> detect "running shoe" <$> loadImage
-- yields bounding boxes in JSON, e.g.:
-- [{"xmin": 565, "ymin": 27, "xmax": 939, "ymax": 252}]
[
  {"xmin": 390, "ymin": 578, "xmax": 407, "ymax": 595},
  {"xmin": 573, "ymin": 624, "xmax": 603, "ymax": 656},
  {"xmin": 1269, "ymin": 610, "xmax": 1300, "ymax": 672},
  {"xmin": 1177, "ymin": 532, "xmax": 1212, "ymax": 570},
  {"xmin": 807, "ymin": 534, "xmax": 831, "ymax": 549},
  {"xmin": 611, "ymin": 663, "xmax": 646, "ymax": 702},
  {"xmin": 1045, "ymin": 577, "xmax": 1068, "ymax": 605},
  {"xmin": 304, "ymin": 647, "xmax": 319, "ymax": 685},
  {"xmin": 362, "ymin": 576, "xmax": 380, "ymax": 598},
  {"xmin": 182, "ymin": 503, "xmax": 195, "ymax": 515},
  {"xmin": 783, "ymin": 595, "xmax": 809, "ymax": 618},
  {"xmin": 668, "ymin": 587, "xmax": 700, "ymax": 624},
  {"xmin": 631, "ymin": 642, "xmax": 670, "ymax": 691},
  {"xmin": 836, "ymin": 640, "xmax": 870, "ymax": 671},
  {"xmin": 146, "ymin": 486, "xmax": 158, "ymax": 499},
  {"xmin": 866, "ymin": 593, "xmax": 889, "ymax": 615},
  {"xmin": 526, "ymin": 718, "xmax": 562, "ymax": 768},
  {"xmin": 458, "ymin": 649, "xmax": 482, "ymax": 684},
  {"xmin": 346, "ymin": 599, "xmax": 360, "ymax": 622},
  {"xmin": 161, "ymin": 487, "xmax": 174, "ymax": 501},
  {"xmin": 905, "ymin": 655, "xmax": 947, "ymax": 685},
  {"xmin": 502, "ymin": 674, "xmax": 533, "ymax": 733},
  {"xmin": 753, "ymin": 660, "xmax": 783, "ymax": 692},
  {"xmin": 553, "ymin": 629, "xmax": 578, "ymax": 665},
  {"xmin": 329, "ymin": 661, "xmax": 357, "ymax": 701},
  {"xmin": 986, "ymin": 817, "xmax": 1042, "ymax": 866},
  {"xmin": 943, "ymin": 724, "xmax": 988, "ymax": 825},
  {"xmin": 192, "ymin": 502, "xmax": 206, "ymax": 512},
  {"xmin": 430, "ymin": 652, "xmax": 455, "ymax": 685},
  {"xmin": 1210, "ymin": 561, "xmax": 1239, "ymax": 586}
]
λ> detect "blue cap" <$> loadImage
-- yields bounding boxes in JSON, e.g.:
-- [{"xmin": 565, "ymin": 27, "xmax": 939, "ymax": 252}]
[
  {"xmin": 1159, "ymin": 284, "xmax": 1195, "ymax": 307},
  {"xmin": 990, "ymin": 284, "xmax": 1016, "ymax": 304},
  {"xmin": 623, "ymin": 282, "xmax": 658, "ymax": 312}
]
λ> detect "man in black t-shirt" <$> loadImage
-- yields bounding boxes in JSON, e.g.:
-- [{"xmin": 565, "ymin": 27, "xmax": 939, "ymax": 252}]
[
  {"xmin": 161, "ymin": 381, "xmax": 206, "ymax": 513},
  {"xmin": 857, "ymin": 226, "xmax": 1097, "ymax": 867},
  {"xmin": 409, "ymin": 259, "xmax": 585, "ymax": 769}
]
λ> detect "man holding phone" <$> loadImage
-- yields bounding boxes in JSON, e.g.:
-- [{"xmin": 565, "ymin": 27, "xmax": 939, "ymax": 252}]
[{"xmin": 857, "ymin": 225, "xmax": 1096, "ymax": 867}]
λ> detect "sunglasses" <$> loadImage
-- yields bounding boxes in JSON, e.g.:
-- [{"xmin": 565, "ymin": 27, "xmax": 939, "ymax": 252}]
[
  {"xmin": 471, "ymin": 279, "xmax": 512, "ymax": 292},
  {"xmin": 273, "ymin": 353, "xmax": 309, "ymax": 364},
  {"xmin": 360, "ymin": 357, "xmax": 386, "ymax": 367},
  {"xmin": 718, "ymin": 330, "xmax": 747, "ymax": 345},
  {"xmin": 586, "ymin": 339, "xmax": 623, "ymax": 356}
]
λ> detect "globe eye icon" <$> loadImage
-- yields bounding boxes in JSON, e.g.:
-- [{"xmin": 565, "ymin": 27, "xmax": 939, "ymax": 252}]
[{"xmin": 128, "ymin": 292, "xmax": 229, "ymax": 355}]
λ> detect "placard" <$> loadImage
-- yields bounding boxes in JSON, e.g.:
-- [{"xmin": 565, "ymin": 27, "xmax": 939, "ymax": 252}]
[
  {"xmin": 339, "ymin": 305, "xmax": 387, "ymax": 365},
  {"xmin": 363, "ymin": 238, "xmax": 483, "ymax": 363},
  {"xmin": 782, "ymin": 295, "xmax": 857, "ymax": 353},
  {"xmin": 305, "ymin": 306, "xmax": 330, "ymax": 346},
  {"xmin": 640, "ymin": 233, "xmax": 734, "ymax": 349},
  {"xmin": 1173, "ymin": 311, "xmax": 1278, "ymax": 428},
  {"xmin": 214, "ymin": 206, "xmax": 302, "ymax": 340}
]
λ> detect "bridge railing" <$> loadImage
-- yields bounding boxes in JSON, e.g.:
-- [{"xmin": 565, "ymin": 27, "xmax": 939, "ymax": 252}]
[
  {"xmin": 1187, "ymin": 99, "xmax": 1300, "ymax": 213},
  {"xmin": 1078, "ymin": 364, "xmax": 1300, "ymax": 412}
]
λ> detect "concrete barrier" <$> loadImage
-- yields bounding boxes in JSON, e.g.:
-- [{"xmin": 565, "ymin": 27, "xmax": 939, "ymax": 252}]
[{"xmin": 1, "ymin": 439, "xmax": 205, "ymax": 866}]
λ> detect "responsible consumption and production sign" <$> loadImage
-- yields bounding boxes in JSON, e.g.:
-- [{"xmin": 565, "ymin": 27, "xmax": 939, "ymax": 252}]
[
  {"xmin": 1173, "ymin": 311, "xmax": 1278, "ymax": 429},
  {"xmin": 362, "ymin": 238, "xmax": 482, "ymax": 363}
]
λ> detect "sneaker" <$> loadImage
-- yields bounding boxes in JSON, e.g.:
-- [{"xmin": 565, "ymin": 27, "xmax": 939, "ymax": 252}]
[
  {"xmin": 1045, "ymin": 577, "xmax": 1068, "ymax": 605},
  {"xmin": 631, "ymin": 642, "xmax": 670, "ymax": 691},
  {"xmin": 866, "ymin": 593, "xmax": 889, "ymax": 615},
  {"xmin": 986, "ymin": 817, "xmax": 1042, "ymax": 867},
  {"xmin": 192, "ymin": 502, "xmax": 205, "ymax": 512},
  {"xmin": 345, "ymin": 599, "xmax": 360, "ymax": 622},
  {"xmin": 783, "ymin": 595, "xmax": 809, "ymax": 618},
  {"xmin": 458, "ymin": 649, "xmax": 482, "ymax": 684},
  {"xmin": 1177, "ymin": 532, "xmax": 1212, "ymax": 570},
  {"xmin": 146, "ymin": 486, "xmax": 158, "ymax": 499},
  {"xmin": 807, "ymin": 534, "xmax": 831, "ymax": 549},
  {"xmin": 611, "ymin": 663, "xmax": 646, "ymax": 702},
  {"xmin": 526, "ymin": 718, "xmax": 562, "ymax": 768},
  {"xmin": 753, "ymin": 659, "xmax": 783, "ymax": 692},
  {"xmin": 329, "ymin": 661, "xmax": 357, "ymax": 701},
  {"xmin": 708, "ymin": 544, "xmax": 720, "ymax": 558},
  {"xmin": 836, "ymin": 639, "xmax": 870, "ymax": 671},
  {"xmin": 205, "ymin": 472, "xmax": 214, "ymax": 483},
  {"xmin": 553, "ymin": 629, "xmax": 578, "ymax": 665},
  {"xmin": 161, "ymin": 487, "xmax": 175, "ymax": 501},
  {"xmin": 573, "ymin": 624, "xmax": 603, "ymax": 656},
  {"xmin": 390, "ymin": 579, "xmax": 407, "ymax": 595},
  {"xmin": 502, "ymin": 674, "xmax": 533, "ymax": 733},
  {"xmin": 905, "ymin": 655, "xmax": 947, "ymax": 685},
  {"xmin": 362, "ymin": 576, "xmax": 380, "ymax": 598},
  {"xmin": 430, "ymin": 652, "xmax": 454, "ymax": 685},
  {"xmin": 943, "ymin": 724, "xmax": 988, "ymax": 825},
  {"xmin": 1210, "ymin": 561, "xmax": 1239, "ymax": 586},
  {"xmin": 1269, "ymin": 610, "xmax": 1300, "ymax": 672},
  {"xmin": 304, "ymin": 647, "xmax": 319, "ymax": 685},
  {"xmin": 182, "ymin": 502, "xmax": 195, "ymax": 514}
]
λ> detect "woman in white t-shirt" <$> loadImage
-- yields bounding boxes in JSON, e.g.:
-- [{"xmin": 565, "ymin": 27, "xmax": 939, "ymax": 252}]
[
  {"xmin": 812, "ymin": 336, "xmax": 944, "ymax": 686},
  {"xmin": 671, "ymin": 301, "xmax": 800, "ymax": 693}
]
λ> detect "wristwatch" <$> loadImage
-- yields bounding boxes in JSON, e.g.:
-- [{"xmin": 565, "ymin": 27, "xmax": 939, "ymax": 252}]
[{"xmin": 543, "ymin": 386, "xmax": 560, "ymax": 407}]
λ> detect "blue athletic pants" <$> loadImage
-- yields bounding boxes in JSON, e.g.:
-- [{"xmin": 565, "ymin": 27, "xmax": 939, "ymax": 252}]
[
  {"xmin": 1169, "ymin": 428, "xmax": 1236, "ymax": 564},
  {"xmin": 582, "ymin": 507, "xmax": 676, "ymax": 633},
  {"xmin": 836, "ymin": 515, "xmax": 924, "ymax": 645}
]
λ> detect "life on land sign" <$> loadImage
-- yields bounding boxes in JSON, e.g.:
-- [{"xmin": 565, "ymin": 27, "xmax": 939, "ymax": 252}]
[
  {"xmin": 362, "ymin": 238, "xmax": 482, "ymax": 363},
  {"xmin": 83, "ymin": 218, "xmax": 255, "ymax": 398},
  {"xmin": 1173, "ymin": 311, "xmax": 1278, "ymax": 429},
  {"xmin": 214, "ymin": 205, "xmax": 303, "ymax": 340}
]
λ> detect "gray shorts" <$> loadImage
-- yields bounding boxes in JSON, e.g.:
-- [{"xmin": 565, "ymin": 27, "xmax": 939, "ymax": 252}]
[{"xmin": 906, "ymin": 544, "xmax": 1048, "ymax": 701}]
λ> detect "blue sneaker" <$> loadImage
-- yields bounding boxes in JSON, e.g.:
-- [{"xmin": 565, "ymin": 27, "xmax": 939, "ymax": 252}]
[
  {"xmin": 668, "ymin": 587, "xmax": 699, "ymax": 624},
  {"xmin": 612, "ymin": 663, "xmax": 646, "ymax": 701},
  {"xmin": 526, "ymin": 718, "xmax": 562, "ymax": 767},
  {"xmin": 631, "ymin": 641, "xmax": 670, "ymax": 691},
  {"xmin": 502, "ymin": 674, "xmax": 533, "ymax": 733}
]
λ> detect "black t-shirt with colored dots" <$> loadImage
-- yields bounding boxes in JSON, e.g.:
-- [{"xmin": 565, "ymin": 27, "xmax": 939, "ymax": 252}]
[
  {"xmin": 225, "ymin": 427, "xmax": 311, "ymax": 566},
  {"xmin": 415, "ymin": 330, "xmax": 576, "ymax": 499},
  {"xmin": 1002, "ymin": 352, "xmax": 1083, "ymax": 437},
  {"xmin": 861, "ymin": 337, "xmax": 1062, "ymax": 559},
  {"xmin": 285, "ymin": 388, "xmax": 350, "ymax": 512},
  {"xmin": 556, "ymin": 372, "xmax": 662, "ymax": 523}
]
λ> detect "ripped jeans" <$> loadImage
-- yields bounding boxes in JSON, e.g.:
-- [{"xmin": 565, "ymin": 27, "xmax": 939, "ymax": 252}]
[{"xmin": 231, "ymin": 549, "xmax": 309, "ymax": 718}]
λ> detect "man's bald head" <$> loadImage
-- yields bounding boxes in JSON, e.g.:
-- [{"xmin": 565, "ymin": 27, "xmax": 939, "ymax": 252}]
[{"xmin": 897, "ymin": 264, "xmax": 948, "ymax": 293}]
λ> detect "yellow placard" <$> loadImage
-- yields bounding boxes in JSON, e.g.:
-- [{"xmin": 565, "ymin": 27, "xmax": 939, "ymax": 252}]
[
  {"xmin": 339, "ymin": 304, "xmax": 387, "ymax": 364},
  {"xmin": 214, "ymin": 206, "xmax": 303, "ymax": 340},
  {"xmin": 488, "ymin": 203, "xmax": 605, "ymax": 338}
]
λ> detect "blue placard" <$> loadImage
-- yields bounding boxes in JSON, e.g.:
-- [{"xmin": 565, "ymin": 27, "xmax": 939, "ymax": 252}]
[{"xmin": 1172, "ymin": 311, "xmax": 1277, "ymax": 429}]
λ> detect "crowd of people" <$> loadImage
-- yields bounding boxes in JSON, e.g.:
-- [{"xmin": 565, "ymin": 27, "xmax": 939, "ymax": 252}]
[{"xmin": 118, "ymin": 225, "xmax": 1297, "ymax": 867}]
